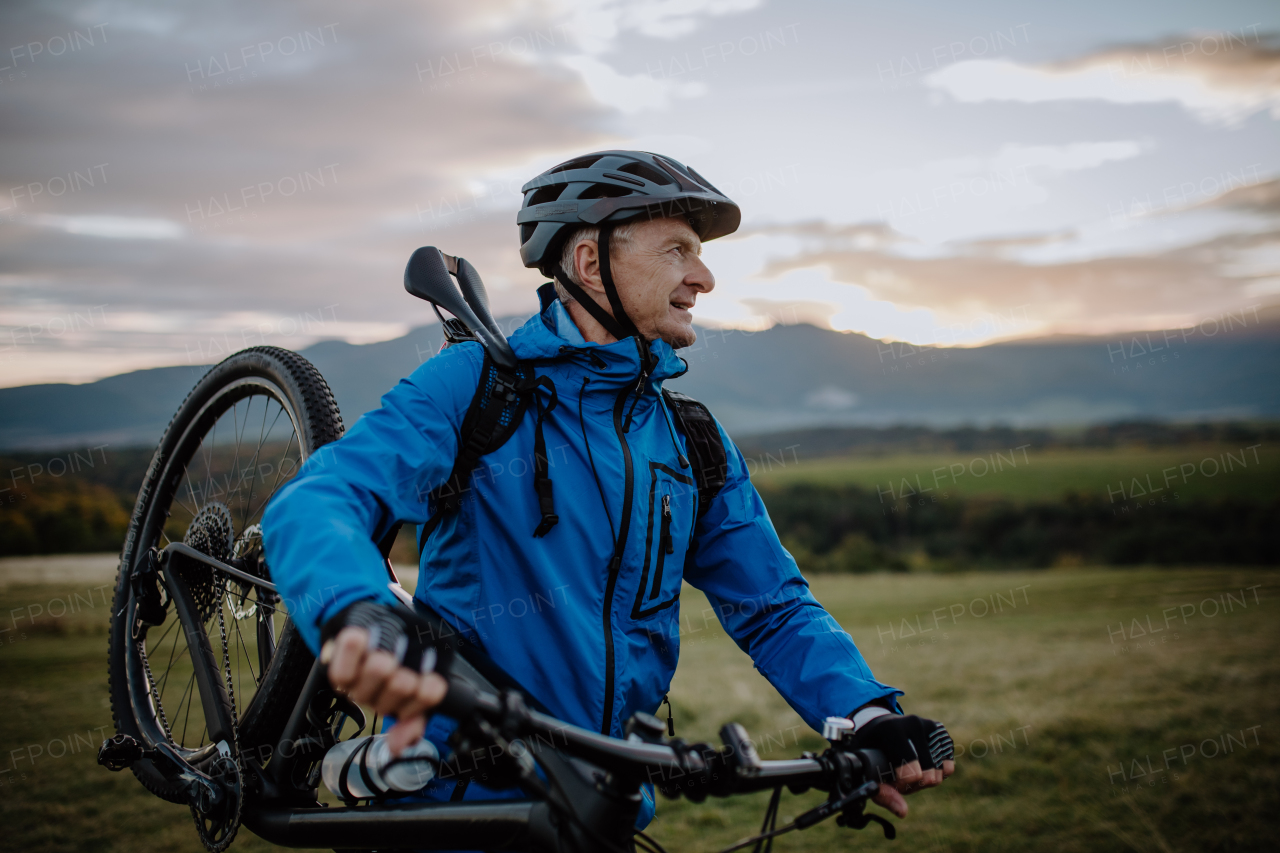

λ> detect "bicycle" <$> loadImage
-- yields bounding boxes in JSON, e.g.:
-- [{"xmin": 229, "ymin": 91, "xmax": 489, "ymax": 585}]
[{"xmin": 99, "ymin": 247, "xmax": 900, "ymax": 852}]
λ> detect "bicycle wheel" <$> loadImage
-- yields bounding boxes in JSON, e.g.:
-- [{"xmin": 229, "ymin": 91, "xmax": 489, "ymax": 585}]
[{"xmin": 107, "ymin": 346, "xmax": 343, "ymax": 804}]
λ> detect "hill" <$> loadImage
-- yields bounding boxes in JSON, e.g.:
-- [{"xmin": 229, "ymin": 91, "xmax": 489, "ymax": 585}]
[{"xmin": 2, "ymin": 310, "xmax": 1278, "ymax": 450}]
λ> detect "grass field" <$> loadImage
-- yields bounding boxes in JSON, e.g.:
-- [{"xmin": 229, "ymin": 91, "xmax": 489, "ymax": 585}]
[
  {"xmin": 751, "ymin": 444, "xmax": 1279, "ymax": 502},
  {"xmin": 1, "ymin": 564, "xmax": 1276, "ymax": 852}
]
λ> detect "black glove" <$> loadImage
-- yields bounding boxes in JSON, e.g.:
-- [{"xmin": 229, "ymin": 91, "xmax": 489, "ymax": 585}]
[
  {"xmin": 320, "ymin": 600, "xmax": 454, "ymax": 676},
  {"xmin": 849, "ymin": 715, "xmax": 955, "ymax": 773}
]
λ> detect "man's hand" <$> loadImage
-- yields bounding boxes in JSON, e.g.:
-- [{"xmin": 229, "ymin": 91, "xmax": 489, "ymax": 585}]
[
  {"xmin": 322, "ymin": 627, "xmax": 448, "ymax": 756},
  {"xmin": 319, "ymin": 599, "xmax": 451, "ymax": 758},
  {"xmin": 849, "ymin": 714, "xmax": 956, "ymax": 818}
]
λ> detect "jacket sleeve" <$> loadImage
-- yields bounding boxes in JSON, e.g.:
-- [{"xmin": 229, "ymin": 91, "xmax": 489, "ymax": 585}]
[
  {"xmin": 261, "ymin": 343, "xmax": 483, "ymax": 654},
  {"xmin": 682, "ymin": 422, "xmax": 902, "ymax": 732}
]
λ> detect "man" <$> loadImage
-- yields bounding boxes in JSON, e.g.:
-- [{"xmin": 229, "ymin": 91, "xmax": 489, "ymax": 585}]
[{"xmin": 262, "ymin": 150, "xmax": 954, "ymax": 833}]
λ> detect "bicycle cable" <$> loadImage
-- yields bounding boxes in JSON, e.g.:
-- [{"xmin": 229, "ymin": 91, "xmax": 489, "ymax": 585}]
[
  {"xmin": 752, "ymin": 787, "xmax": 782, "ymax": 853},
  {"xmin": 716, "ymin": 822, "xmax": 799, "ymax": 853},
  {"xmin": 634, "ymin": 829, "xmax": 671, "ymax": 853}
]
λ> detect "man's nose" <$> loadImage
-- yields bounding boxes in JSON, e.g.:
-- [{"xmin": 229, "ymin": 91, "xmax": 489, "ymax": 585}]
[{"xmin": 686, "ymin": 254, "xmax": 715, "ymax": 294}]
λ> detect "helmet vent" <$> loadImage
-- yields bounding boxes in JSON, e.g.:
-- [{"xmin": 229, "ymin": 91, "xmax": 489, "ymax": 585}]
[
  {"xmin": 528, "ymin": 183, "xmax": 566, "ymax": 207},
  {"xmin": 579, "ymin": 183, "xmax": 632, "ymax": 200},
  {"xmin": 603, "ymin": 171, "xmax": 645, "ymax": 188},
  {"xmin": 616, "ymin": 162, "xmax": 673, "ymax": 186},
  {"xmin": 551, "ymin": 155, "xmax": 603, "ymax": 173},
  {"xmin": 518, "ymin": 149, "xmax": 740, "ymax": 271}
]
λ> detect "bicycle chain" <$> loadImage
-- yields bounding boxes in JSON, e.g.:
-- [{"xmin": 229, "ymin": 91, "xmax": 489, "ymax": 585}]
[{"xmin": 192, "ymin": 572, "xmax": 243, "ymax": 852}]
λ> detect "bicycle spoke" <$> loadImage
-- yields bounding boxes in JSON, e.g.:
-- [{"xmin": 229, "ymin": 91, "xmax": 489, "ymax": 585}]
[
  {"xmin": 246, "ymin": 428, "xmax": 297, "ymax": 529},
  {"xmin": 202, "ymin": 417, "xmax": 218, "ymax": 510},
  {"xmin": 114, "ymin": 354, "xmax": 338, "ymax": 775},
  {"xmin": 177, "ymin": 670, "xmax": 197, "ymax": 747},
  {"xmin": 183, "ymin": 451, "xmax": 203, "ymax": 521},
  {"xmin": 229, "ymin": 398, "xmax": 246, "ymax": 524},
  {"xmin": 240, "ymin": 397, "xmax": 274, "ymax": 521},
  {"xmin": 230, "ymin": 601, "xmax": 252, "ymax": 696},
  {"xmin": 242, "ymin": 403, "xmax": 285, "ymax": 527},
  {"xmin": 155, "ymin": 643, "xmax": 192, "ymax": 701},
  {"xmin": 151, "ymin": 620, "xmax": 186, "ymax": 692},
  {"xmin": 229, "ymin": 603, "xmax": 259, "ymax": 687}
]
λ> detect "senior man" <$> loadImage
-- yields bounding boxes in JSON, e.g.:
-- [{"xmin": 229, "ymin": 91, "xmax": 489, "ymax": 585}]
[{"xmin": 262, "ymin": 151, "xmax": 954, "ymax": 837}]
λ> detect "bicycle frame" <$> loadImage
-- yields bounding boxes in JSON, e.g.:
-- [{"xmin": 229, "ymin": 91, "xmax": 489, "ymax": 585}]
[{"xmin": 145, "ymin": 541, "xmax": 891, "ymax": 852}]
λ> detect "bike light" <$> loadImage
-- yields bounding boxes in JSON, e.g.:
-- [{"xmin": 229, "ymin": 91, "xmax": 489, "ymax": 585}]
[{"xmin": 822, "ymin": 716, "xmax": 855, "ymax": 741}]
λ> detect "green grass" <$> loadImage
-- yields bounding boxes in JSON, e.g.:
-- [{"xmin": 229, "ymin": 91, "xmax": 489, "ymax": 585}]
[
  {"xmin": 2, "ymin": 568, "xmax": 1277, "ymax": 852},
  {"xmin": 752, "ymin": 444, "xmax": 1279, "ymax": 502}
]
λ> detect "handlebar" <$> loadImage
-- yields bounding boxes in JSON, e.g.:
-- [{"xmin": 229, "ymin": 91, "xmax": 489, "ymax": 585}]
[
  {"xmin": 317, "ymin": 604, "xmax": 898, "ymax": 851},
  {"xmin": 440, "ymin": 675, "xmax": 889, "ymax": 796}
]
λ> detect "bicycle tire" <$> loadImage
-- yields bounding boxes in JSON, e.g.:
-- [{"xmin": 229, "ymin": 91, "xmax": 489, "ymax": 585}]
[{"xmin": 107, "ymin": 347, "xmax": 344, "ymax": 803}]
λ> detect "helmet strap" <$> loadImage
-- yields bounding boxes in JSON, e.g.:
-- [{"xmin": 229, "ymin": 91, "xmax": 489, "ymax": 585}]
[
  {"xmin": 595, "ymin": 224, "xmax": 641, "ymax": 340},
  {"xmin": 552, "ymin": 223, "xmax": 641, "ymax": 343}
]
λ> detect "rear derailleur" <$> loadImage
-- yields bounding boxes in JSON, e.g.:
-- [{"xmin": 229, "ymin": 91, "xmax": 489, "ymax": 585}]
[{"xmin": 98, "ymin": 734, "xmax": 243, "ymax": 851}]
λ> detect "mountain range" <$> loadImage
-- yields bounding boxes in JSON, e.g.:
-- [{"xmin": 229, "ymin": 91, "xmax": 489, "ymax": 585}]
[{"xmin": 2, "ymin": 308, "xmax": 1278, "ymax": 451}]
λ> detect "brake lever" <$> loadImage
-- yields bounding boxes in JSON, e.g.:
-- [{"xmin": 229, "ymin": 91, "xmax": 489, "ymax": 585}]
[
  {"xmin": 793, "ymin": 779, "xmax": 879, "ymax": 830},
  {"xmin": 837, "ymin": 796, "xmax": 897, "ymax": 839}
]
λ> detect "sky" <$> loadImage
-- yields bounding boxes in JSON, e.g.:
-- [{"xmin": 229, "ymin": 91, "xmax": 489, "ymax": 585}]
[{"xmin": 1, "ymin": 0, "xmax": 1278, "ymax": 387}]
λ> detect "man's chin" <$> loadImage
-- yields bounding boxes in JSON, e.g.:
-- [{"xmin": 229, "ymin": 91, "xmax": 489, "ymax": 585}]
[{"xmin": 659, "ymin": 323, "xmax": 697, "ymax": 349}]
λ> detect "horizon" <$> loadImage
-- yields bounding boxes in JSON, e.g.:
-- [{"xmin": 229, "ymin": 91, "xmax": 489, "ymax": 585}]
[{"xmin": 5, "ymin": 298, "xmax": 1276, "ymax": 390}]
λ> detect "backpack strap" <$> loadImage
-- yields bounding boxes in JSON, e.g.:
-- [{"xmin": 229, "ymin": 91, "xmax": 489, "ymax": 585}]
[
  {"xmin": 419, "ymin": 348, "xmax": 560, "ymax": 548},
  {"xmin": 662, "ymin": 389, "xmax": 728, "ymax": 517},
  {"xmin": 418, "ymin": 352, "xmax": 537, "ymax": 551}
]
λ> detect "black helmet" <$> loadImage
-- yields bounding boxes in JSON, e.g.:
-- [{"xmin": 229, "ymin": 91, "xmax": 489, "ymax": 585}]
[{"xmin": 517, "ymin": 150, "xmax": 740, "ymax": 342}]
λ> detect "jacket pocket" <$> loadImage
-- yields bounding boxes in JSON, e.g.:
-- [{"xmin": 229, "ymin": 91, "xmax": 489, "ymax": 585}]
[{"xmin": 631, "ymin": 461, "xmax": 695, "ymax": 620}]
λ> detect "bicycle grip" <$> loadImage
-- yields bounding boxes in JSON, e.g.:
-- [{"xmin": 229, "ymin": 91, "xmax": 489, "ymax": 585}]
[
  {"xmin": 854, "ymin": 748, "xmax": 892, "ymax": 785},
  {"xmin": 433, "ymin": 675, "xmax": 476, "ymax": 718}
]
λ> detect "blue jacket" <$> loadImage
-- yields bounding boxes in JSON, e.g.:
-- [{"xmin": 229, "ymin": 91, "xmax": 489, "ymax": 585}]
[{"xmin": 262, "ymin": 286, "xmax": 900, "ymax": 814}]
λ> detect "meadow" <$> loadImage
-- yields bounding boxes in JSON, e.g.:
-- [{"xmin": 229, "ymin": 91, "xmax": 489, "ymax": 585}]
[
  {"xmin": 751, "ymin": 443, "xmax": 1278, "ymax": 502},
  {"xmin": 1, "ymin": 562, "xmax": 1275, "ymax": 852}
]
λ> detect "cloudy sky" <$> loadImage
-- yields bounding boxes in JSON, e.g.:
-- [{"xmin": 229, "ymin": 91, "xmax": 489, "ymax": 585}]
[{"xmin": 2, "ymin": 0, "xmax": 1278, "ymax": 386}]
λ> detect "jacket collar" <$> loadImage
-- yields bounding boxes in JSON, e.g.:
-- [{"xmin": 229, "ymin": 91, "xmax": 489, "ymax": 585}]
[{"xmin": 507, "ymin": 283, "xmax": 688, "ymax": 393}]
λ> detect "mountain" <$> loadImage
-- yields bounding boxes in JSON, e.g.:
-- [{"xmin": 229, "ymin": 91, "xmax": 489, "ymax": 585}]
[{"xmin": 2, "ymin": 311, "xmax": 1278, "ymax": 450}]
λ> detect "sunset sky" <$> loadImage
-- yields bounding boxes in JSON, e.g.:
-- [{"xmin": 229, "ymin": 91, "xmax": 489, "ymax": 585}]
[{"xmin": 2, "ymin": 0, "xmax": 1278, "ymax": 386}]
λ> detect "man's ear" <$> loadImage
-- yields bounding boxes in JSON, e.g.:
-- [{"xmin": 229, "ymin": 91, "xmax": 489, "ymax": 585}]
[{"xmin": 572, "ymin": 240, "xmax": 605, "ymax": 295}]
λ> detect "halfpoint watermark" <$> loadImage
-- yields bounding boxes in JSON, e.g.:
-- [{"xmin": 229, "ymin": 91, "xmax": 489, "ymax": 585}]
[
  {"xmin": 185, "ymin": 23, "xmax": 339, "ymax": 92},
  {"xmin": 1106, "ymin": 585, "xmax": 1262, "ymax": 654},
  {"xmin": 645, "ymin": 23, "xmax": 801, "ymax": 81},
  {"xmin": 877, "ymin": 23, "xmax": 1031, "ymax": 85},
  {"xmin": 2, "ymin": 163, "xmax": 108, "ymax": 210},
  {"xmin": 184, "ymin": 163, "xmax": 339, "ymax": 228}
]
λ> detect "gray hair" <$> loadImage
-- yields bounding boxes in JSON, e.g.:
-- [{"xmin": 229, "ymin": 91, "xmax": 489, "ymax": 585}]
[{"xmin": 553, "ymin": 222, "xmax": 640, "ymax": 304}]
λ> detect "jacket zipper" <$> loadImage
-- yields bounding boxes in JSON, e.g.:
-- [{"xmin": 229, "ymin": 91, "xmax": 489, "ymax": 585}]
[
  {"xmin": 600, "ymin": 383, "xmax": 638, "ymax": 735},
  {"xmin": 649, "ymin": 494, "xmax": 672, "ymax": 600}
]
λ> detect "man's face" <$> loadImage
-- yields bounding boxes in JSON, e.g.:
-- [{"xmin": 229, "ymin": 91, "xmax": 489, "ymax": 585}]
[{"xmin": 612, "ymin": 217, "xmax": 715, "ymax": 349}]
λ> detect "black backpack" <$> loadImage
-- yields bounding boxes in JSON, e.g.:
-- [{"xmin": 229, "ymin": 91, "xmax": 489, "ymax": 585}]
[{"xmin": 393, "ymin": 248, "xmax": 727, "ymax": 557}]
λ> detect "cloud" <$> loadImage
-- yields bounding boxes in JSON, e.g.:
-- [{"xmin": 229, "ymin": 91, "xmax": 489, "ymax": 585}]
[
  {"xmin": 957, "ymin": 231, "xmax": 1076, "ymax": 257},
  {"xmin": 926, "ymin": 28, "xmax": 1280, "ymax": 124},
  {"xmin": 996, "ymin": 141, "xmax": 1146, "ymax": 172},
  {"xmin": 31, "ymin": 214, "xmax": 185, "ymax": 240},
  {"xmin": 1203, "ymin": 177, "xmax": 1280, "ymax": 216},
  {"xmin": 562, "ymin": 0, "xmax": 763, "ymax": 55},
  {"xmin": 554, "ymin": 0, "xmax": 761, "ymax": 112},
  {"xmin": 558, "ymin": 54, "xmax": 706, "ymax": 113},
  {"xmin": 0, "ymin": 0, "xmax": 625, "ymax": 385},
  {"xmin": 737, "ymin": 297, "xmax": 840, "ymax": 328},
  {"xmin": 733, "ymin": 220, "xmax": 901, "ymax": 249},
  {"xmin": 839, "ymin": 141, "xmax": 1148, "ymax": 228},
  {"xmin": 750, "ymin": 220, "xmax": 1280, "ymax": 339}
]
